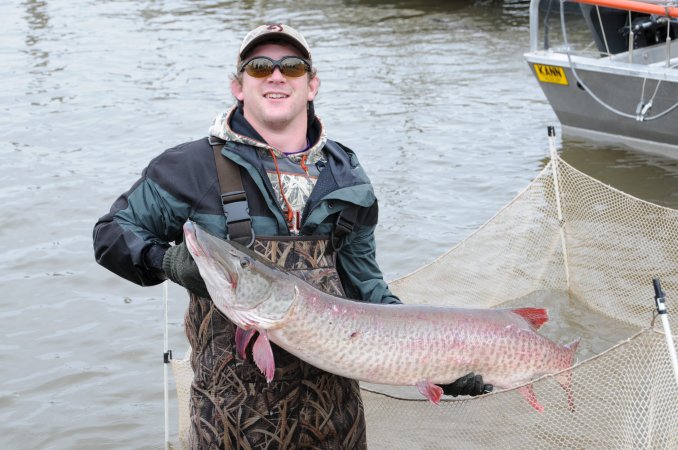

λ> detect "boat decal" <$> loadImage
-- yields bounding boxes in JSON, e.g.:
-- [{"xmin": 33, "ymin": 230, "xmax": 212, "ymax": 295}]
[{"xmin": 534, "ymin": 64, "xmax": 568, "ymax": 85}]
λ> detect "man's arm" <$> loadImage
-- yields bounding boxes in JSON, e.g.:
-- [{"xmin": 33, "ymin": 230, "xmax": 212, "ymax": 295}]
[
  {"xmin": 335, "ymin": 223, "xmax": 400, "ymax": 304},
  {"xmin": 93, "ymin": 173, "xmax": 186, "ymax": 286}
]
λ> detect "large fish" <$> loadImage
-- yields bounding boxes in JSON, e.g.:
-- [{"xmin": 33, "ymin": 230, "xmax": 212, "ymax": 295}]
[{"xmin": 184, "ymin": 221, "xmax": 579, "ymax": 411}]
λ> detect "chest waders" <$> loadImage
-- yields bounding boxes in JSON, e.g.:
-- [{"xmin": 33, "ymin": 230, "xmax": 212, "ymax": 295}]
[{"xmin": 184, "ymin": 144, "xmax": 367, "ymax": 450}]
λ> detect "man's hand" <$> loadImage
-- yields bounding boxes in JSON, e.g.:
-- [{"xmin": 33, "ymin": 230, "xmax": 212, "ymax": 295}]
[
  {"xmin": 439, "ymin": 372, "xmax": 493, "ymax": 397},
  {"xmin": 162, "ymin": 241, "xmax": 211, "ymax": 298}
]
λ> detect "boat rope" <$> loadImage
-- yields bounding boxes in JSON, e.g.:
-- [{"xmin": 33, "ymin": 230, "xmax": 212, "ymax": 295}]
[
  {"xmin": 559, "ymin": 0, "xmax": 678, "ymax": 121},
  {"xmin": 627, "ymin": 10, "xmax": 634, "ymax": 62},
  {"xmin": 596, "ymin": 5, "xmax": 612, "ymax": 55},
  {"xmin": 666, "ymin": 8, "xmax": 674, "ymax": 67}
]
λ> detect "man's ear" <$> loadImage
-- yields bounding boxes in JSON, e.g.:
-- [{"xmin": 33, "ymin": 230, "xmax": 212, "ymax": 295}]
[
  {"xmin": 231, "ymin": 79, "xmax": 244, "ymax": 101},
  {"xmin": 307, "ymin": 76, "xmax": 320, "ymax": 101}
]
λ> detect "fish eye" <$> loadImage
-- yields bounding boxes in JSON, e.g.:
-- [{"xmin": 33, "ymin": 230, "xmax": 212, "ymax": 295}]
[{"xmin": 240, "ymin": 257, "xmax": 252, "ymax": 268}]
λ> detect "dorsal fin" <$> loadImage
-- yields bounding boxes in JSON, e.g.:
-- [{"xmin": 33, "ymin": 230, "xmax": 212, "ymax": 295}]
[{"xmin": 511, "ymin": 307, "xmax": 548, "ymax": 330}]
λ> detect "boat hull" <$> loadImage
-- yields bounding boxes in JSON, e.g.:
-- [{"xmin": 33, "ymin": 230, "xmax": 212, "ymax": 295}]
[{"xmin": 525, "ymin": 50, "xmax": 678, "ymax": 155}]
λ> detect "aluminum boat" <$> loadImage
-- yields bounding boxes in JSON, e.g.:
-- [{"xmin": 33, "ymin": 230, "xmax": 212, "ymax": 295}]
[{"xmin": 524, "ymin": 0, "xmax": 678, "ymax": 156}]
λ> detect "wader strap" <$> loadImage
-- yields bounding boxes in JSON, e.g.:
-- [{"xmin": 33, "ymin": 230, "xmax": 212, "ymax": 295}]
[
  {"xmin": 330, "ymin": 205, "xmax": 359, "ymax": 252},
  {"xmin": 211, "ymin": 140, "xmax": 255, "ymax": 247}
]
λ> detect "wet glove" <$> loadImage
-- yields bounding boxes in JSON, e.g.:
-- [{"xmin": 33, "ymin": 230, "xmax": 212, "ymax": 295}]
[
  {"xmin": 162, "ymin": 241, "xmax": 211, "ymax": 298},
  {"xmin": 440, "ymin": 372, "xmax": 493, "ymax": 397}
]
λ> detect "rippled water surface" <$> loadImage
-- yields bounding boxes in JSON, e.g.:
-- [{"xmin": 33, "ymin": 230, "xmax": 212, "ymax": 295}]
[{"xmin": 2, "ymin": 1, "xmax": 678, "ymax": 448}]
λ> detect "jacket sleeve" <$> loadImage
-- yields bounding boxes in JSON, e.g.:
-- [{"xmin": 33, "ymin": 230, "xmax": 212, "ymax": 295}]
[
  {"xmin": 335, "ymin": 223, "xmax": 401, "ymax": 304},
  {"xmin": 94, "ymin": 138, "xmax": 220, "ymax": 286},
  {"xmin": 93, "ymin": 171, "xmax": 189, "ymax": 286}
]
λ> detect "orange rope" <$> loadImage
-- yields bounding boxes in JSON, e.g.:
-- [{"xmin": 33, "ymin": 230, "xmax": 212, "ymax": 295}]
[
  {"xmin": 300, "ymin": 154, "xmax": 309, "ymax": 175},
  {"xmin": 268, "ymin": 149, "xmax": 295, "ymax": 225}
]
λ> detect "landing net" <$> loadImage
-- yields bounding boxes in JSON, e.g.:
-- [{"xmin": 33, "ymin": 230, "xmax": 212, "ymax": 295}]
[{"xmin": 169, "ymin": 149, "xmax": 678, "ymax": 449}]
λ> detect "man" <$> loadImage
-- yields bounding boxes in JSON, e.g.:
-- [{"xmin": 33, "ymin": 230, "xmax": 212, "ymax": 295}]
[{"xmin": 93, "ymin": 23, "xmax": 490, "ymax": 449}]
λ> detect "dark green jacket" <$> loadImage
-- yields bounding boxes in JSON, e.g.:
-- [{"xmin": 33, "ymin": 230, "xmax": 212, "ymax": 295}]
[{"xmin": 93, "ymin": 116, "xmax": 399, "ymax": 304}]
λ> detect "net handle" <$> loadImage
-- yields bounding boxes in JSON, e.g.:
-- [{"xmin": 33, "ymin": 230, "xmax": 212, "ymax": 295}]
[
  {"xmin": 653, "ymin": 278, "xmax": 678, "ymax": 386},
  {"xmin": 548, "ymin": 126, "xmax": 570, "ymax": 288}
]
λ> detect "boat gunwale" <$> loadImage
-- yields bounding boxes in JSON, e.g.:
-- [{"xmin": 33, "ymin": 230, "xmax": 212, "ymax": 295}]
[{"xmin": 524, "ymin": 49, "xmax": 678, "ymax": 81}]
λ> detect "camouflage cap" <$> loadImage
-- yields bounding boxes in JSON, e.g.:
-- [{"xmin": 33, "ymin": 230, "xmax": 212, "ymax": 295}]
[{"xmin": 238, "ymin": 23, "xmax": 311, "ymax": 63}]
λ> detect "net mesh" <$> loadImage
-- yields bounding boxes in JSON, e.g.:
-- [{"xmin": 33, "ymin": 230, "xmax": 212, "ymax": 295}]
[{"xmin": 170, "ymin": 152, "xmax": 678, "ymax": 448}]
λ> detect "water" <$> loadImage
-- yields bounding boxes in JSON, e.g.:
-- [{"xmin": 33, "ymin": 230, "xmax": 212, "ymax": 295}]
[{"xmin": 1, "ymin": 1, "xmax": 677, "ymax": 448}]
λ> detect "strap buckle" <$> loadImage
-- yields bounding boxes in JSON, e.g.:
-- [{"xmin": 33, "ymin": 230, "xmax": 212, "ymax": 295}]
[
  {"xmin": 221, "ymin": 190, "xmax": 249, "ymax": 224},
  {"xmin": 221, "ymin": 190, "xmax": 255, "ymax": 247},
  {"xmin": 330, "ymin": 211, "xmax": 355, "ymax": 252},
  {"xmin": 335, "ymin": 214, "xmax": 354, "ymax": 236}
]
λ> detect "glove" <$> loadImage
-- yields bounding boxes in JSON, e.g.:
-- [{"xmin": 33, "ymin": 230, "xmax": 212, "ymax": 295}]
[
  {"xmin": 440, "ymin": 372, "xmax": 493, "ymax": 397},
  {"xmin": 162, "ymin": 241, "xmax": 211, "ymax": 298}
]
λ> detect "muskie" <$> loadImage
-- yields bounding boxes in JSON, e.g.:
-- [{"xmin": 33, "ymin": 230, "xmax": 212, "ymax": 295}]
[{"xmin": 184, "ymin": 221, "xmax": 579, "ymax": 411}]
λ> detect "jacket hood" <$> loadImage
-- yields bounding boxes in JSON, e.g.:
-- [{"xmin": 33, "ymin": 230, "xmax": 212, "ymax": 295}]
[{"xmin": 208, "ymin": 105, "xmax": 328, "ymax": 163}]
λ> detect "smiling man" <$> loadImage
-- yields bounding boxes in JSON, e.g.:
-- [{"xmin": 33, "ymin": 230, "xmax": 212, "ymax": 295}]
[
  {"xmin": 93, "ymin": 23, "xmax": 489, "ymax": 449},
  {"xmin": 231, "ymin": 42, "xmax": 319, "ymax": 151}
]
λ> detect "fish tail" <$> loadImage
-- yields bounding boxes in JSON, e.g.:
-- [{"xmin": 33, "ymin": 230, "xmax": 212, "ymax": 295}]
[
  {"xmin": 517, "ymin": 384, "xmax": 544, "ymax": 412},
  {"xmin": 555, "ymin": 338, "xmax": 580, "ymax": 412}
]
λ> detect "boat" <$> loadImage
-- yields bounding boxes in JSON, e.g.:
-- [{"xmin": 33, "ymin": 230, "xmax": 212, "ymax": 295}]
[{"xmin": 524, "ymin": 0, "xmax": 678, "ymax": 156}]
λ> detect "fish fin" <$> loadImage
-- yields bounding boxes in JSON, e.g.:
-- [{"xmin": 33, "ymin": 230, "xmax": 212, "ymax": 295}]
[
  {"xmin": 555, "ymin": 338, "xmax": 580, "ymax": 412},
  {"xmin": 253, "ymin": 330, "xmax": 275, "ymax": 383},
  {"xmin": 416, "ymin": 380, "xmax": 443, "ymax": 405},
  {"xmin": 517, "ymin": 384, "xmax": 544, "ymax": 412},
  {"xmin": 511, "ymin": 307, "xmax": 549, "ymax": 330},
  {"xmin": 565, "ymin": 338, "xmax": 580, "ymax": 353},
  {"xmin": 235, "ymin": 327, "xmax": 257, "ymax": 359}
]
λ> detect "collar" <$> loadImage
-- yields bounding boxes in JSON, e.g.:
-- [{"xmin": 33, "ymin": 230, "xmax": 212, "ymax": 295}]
[{"xmin": 208, "ymin": 106, "xmax": 328, "ymax": 163}]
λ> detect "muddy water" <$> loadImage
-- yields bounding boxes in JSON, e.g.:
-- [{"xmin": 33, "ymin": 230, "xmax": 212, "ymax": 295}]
[{"xmin": 2, "ymin": 1, "xmax": 677, "ymax": 448}]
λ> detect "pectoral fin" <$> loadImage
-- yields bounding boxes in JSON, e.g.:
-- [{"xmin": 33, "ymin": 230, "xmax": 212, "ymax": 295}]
[
  {"xmin": 235, "ymin": 327, "xmax": 257, "ymax": 359},
  {"xmin": 416, "ymin": 380, "xmax": 443, "ymax": 405},
  {"xmin": 253, "ymin": 330, "xmax": 275, "ymax": 383}
]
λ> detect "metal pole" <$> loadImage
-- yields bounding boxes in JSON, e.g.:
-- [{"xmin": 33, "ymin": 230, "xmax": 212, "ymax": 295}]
[
  {"xmin": 653, "ymin": 279, "xmax": 678, "ymax": 387},
  {"xmin": 529, "ymin": 0, "xmax": 540, "ymax": 52},
  {"xmin": 163, "ymin": 280, "xmax": 170, "ymax": 449},
  {"xmin": 548, "ymin": 126, "xmax": 570, "ymax": 289}
]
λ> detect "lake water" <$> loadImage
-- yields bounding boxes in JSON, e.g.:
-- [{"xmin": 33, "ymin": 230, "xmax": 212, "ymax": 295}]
[{"xmin": 2, "ymin": 1, "xmax": 677, "ymax": 448}]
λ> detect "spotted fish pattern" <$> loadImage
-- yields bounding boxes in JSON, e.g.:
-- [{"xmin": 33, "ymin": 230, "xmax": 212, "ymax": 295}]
[{"xmin": 186, "ymin": 221, "xmax": 580, "ymax": 412}]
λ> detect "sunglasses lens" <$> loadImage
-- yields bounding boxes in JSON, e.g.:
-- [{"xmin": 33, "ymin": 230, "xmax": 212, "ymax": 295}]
[
  {"xmin": 244, "ymin": 58, "xmax": 275, "ymax": 78},
  {"xmin": 242, "ymin": 57, "xmax": 309, "ymax": 78},
  {"xmin": 280, "ymin": 58, "xmax": 308, "ymax": 77}
]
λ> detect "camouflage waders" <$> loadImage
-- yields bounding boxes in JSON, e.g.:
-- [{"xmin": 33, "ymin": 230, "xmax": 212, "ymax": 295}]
[{"xmin": 185, "ymin": 236, "xmax": 367, "ymax": 449}]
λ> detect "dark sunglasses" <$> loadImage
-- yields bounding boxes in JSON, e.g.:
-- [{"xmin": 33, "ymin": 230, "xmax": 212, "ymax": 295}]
[{"xmin": 239, "ymin": 56, "xmax": 311, "ymax": 78}]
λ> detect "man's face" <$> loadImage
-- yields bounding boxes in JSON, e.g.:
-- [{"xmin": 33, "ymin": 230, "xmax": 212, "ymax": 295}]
[{"xmin": 231, "ymin": 43, "xmax": 319, "ymax": 134}]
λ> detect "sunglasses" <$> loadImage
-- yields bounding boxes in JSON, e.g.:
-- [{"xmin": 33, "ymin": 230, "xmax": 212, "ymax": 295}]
[{"xmin": 239, "ymin": 56, "xmax": 311, "ymax": 78}]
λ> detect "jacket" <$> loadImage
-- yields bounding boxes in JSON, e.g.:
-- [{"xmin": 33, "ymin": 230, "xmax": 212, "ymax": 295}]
[{"xmin": 93, "ymin": 107, "xmax": 399, "ymax": 305}]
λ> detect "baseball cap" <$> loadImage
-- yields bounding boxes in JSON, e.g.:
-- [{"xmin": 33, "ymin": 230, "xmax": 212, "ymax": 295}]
[{"xmin": 238, "ymin": 23, "xmax": 311, "ymax": 62}]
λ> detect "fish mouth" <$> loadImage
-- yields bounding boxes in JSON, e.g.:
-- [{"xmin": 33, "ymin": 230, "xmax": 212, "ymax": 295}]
[
  {"xmin": 183, "ymin": 221, "xmax": 203, "ymax": 257},
  {"xmin": 183, "ymin": 220, "xmax": 238, "ymax": 285}
]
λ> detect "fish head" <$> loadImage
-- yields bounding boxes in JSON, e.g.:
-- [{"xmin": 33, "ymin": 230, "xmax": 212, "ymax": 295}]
[{"xmin": 183, "ymin": 220, "xmax": 296, "ymax": 329}]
